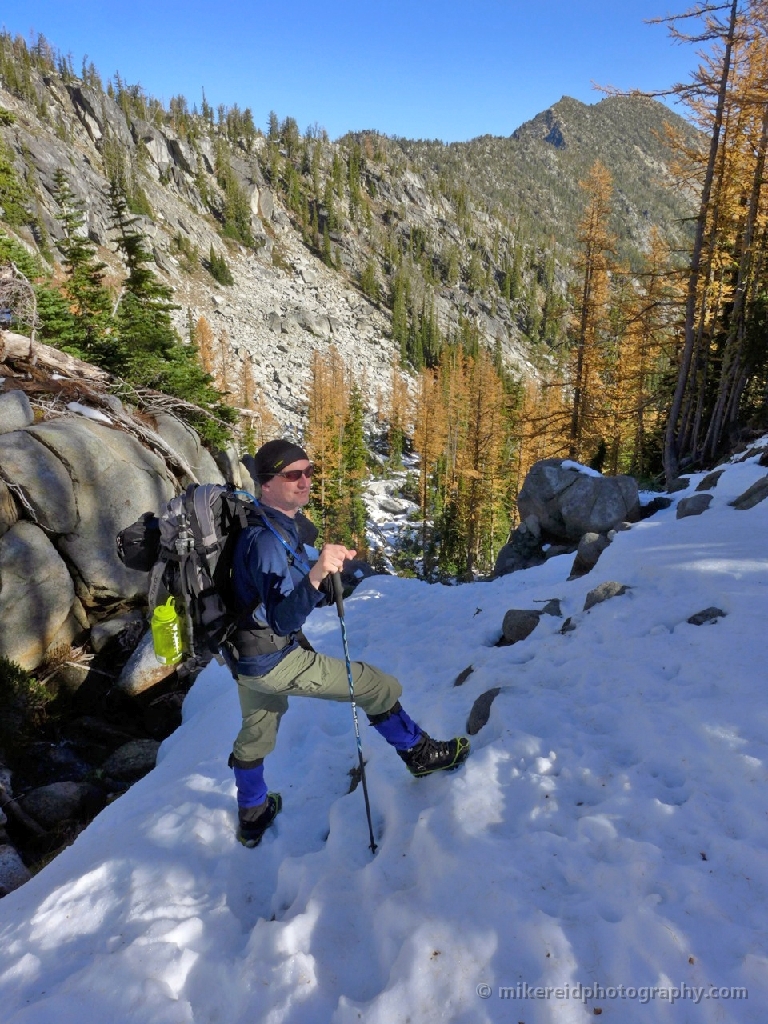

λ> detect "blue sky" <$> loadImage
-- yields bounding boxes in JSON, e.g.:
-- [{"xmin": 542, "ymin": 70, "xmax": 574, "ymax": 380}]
[{"xmin": 2, "ymin": 1, "xmax": 704, "ymax": 142}]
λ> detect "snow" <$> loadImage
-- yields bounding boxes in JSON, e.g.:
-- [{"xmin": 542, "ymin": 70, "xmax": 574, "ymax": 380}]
[
  {"xmin": 66, "ymin": 401, "xmax": 112, "ymax": 424},
  {"xmin": 561, "ymin": 459, "xmax": 603, "ymax": 478},
  {"xmin": 2, "ymin": 449, "xmax": 768, "ymax": 1022},
  {"xmin": 363, "ymin": 474, "xmax": 420, "ymax": 571}
]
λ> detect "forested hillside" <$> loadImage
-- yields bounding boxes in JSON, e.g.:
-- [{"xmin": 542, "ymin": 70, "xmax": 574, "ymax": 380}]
[
  {"xmin": 398, "ymin": 94, "xmax": 698, "ymax": 264},
  {"xmin": 0, "ymin": 30, "xmax": 697, "ymax": 393},
  {"xmin": 2, "ymin": 18, "xmax": 748, "ymax": 579}
]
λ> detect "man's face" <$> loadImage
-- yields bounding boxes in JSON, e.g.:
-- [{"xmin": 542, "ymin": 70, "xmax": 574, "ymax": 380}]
[{"xmin": 260, "ymin": 458, "xmax": 313, "ymax": 516}]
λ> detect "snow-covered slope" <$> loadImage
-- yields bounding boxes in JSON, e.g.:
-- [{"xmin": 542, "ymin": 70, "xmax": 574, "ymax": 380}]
[{"xmin": 1, "ymin": 449, "xmax": 768, "ymax": 1023}]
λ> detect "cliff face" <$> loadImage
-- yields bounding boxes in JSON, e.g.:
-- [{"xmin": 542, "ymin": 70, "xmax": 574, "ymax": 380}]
[
  {"xmin": 0, "ymin": 46, "xmax": 699, "ymax": 426},
  {"xmin": 1, "ymin": 74, "xmax": 403, "ymax": 424}
]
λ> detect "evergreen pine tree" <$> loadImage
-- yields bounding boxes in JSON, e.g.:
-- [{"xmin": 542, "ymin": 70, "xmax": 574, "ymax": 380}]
[
  {"xmin": 53, "ymin": 168, "xmax": 112, "ymax": 358},
  {"xmin": 361, "ymin": 259, "xmax": 379, "ymax": 303},
  {"xmin": 0, "ymin": 137, "xmax": 29, "ymax": 226},
  {"xmin": 391, "ymin": 272, "xmax": 409, "ymax": 364},
  {"xmin": 0, "ymin": 231, "xmax": 76, "ymax": 345},
  {"xmin": 267, "ymin": 110, "xmax": 279, "ymax": 142},
  {"xmin": 323, "ymin": 175, "xmax": 336, "ymax": 231},
  {"xmin": 207, "ymin": 244, "xmax": 234, "ymax": 286},
  {"xmin": 35, "ymin": 284, "xmax": 77, "ymax": 346},
  {"xmin": 337, "ymin": 385, "xmax": 369, "ymax": 552},
  {"xmin": 348, "ymin": 144, "xmax": 362, "ymax": 220},
  {"xmin": 322, "ymin": 221, "xmax": 333, "ymax": 267},
  {"xmin": 107, "ymin": 182, "xmax": 235, "ymax": 446},
  {"xmin": 108, "ymin": 180, "xmax": 177, "ymax": 375}
]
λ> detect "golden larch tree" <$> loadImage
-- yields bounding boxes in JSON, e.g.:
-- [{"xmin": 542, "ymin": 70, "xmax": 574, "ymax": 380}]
[{"xmin": 569, "ymin": 160, "xmax": 616, "ymax": 463}]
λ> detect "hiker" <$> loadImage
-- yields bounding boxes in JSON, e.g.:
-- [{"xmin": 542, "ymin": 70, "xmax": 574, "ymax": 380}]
[{"xmin": 228, "ymin": 438, "xmax": 470, "ymax": 847}]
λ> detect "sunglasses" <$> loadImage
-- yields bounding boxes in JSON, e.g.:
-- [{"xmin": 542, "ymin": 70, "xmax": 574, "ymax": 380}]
[{"xmin": 276, "ymin": 464, "xmax": 315, "ymax": 481}]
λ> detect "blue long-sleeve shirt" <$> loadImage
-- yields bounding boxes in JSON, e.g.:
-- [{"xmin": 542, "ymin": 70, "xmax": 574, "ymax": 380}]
[{"xmin": 231, "ymin": 504, "xmax": 324, "ymax": 676}]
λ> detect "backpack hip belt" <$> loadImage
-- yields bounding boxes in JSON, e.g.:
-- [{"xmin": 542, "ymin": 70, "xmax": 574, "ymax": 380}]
[
  {"xmin": 230, "ymin": 625, "xmax": 315, "ymax": 659},
  {"xmin": 230, "ymin": 627, "xmax": 296, "ymax": 659}
]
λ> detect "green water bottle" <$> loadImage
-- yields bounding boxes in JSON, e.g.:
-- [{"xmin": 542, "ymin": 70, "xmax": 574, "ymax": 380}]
[{"xmin": 151, "ymin": 597, "xmax": 184, "ymax": 665}]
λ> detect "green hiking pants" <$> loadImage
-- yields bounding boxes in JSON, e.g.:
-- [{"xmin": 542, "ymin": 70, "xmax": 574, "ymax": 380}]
[{"xmin": 232, "ymin": 646, "xmax": 402, "ymax": 764}]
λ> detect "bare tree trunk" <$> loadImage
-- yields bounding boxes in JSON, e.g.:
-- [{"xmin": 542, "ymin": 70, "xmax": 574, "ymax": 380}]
[
  {"xmin": 677, "ymin": 111, "xmax": 733, "ymax": 460},
  {"xmin": 705, "ymin": 92, "xmax": 768, "ymax": 458},
  {"xmin": 0, "ymin": 330, "xmax": 109, "ymax": 380},
  {"xmin": 664, "ymin": 0, "xmax": 740, "ymax": 482},
  {"xmin": 570, "ymin": 253, "xmax": 594, "ymax": 458}
]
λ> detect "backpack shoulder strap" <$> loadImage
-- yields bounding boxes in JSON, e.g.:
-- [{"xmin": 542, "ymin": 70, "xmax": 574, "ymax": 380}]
[
  {"xmin": 255, "ymin": 507, "xmax": 312, "ymax": 574},
  {"xmin": 192, "ymin": 483, "xmax": 225, "ymax": 551},
  {"xmin": 147, "ymin": 557, "xmax": 168, "ymax": 611}
]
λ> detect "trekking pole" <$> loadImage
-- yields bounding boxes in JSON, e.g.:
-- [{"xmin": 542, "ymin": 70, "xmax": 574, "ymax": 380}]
[{"xmin": 331, "ymin": 572, "xmax": 377, "ymax": 854}]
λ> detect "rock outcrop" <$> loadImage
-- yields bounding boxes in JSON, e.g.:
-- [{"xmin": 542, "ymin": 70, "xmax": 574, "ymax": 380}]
[
  {"xmin": 495, "ymin": 459, "xmax": 639, "ymax": 579},
  {"xmin": 0, "ymin": 520, "xmax": 80, "ymax": 668},
  {"xmin": 518, "ymin": 460, "xmax": 639, "ymax": 540},
  {"xmin": 0, "ymin": 382, "xmax": 235, "ymax": 671}
]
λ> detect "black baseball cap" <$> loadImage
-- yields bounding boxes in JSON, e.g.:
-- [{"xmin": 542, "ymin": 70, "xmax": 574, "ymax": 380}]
[{"xmin": 253, "ymin": 439, "xmax": 310, "ymax": 482}]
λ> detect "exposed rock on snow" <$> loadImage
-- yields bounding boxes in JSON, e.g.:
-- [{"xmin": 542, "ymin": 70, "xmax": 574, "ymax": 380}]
[
  {"xmin": 687, "ymin": 606, "xmax": 726, "ymax": 626},
  {"xmin": 569, "ymin": 530, "xmax": 612, "ymax": 578},
  {"xmin": 518, "ymin": 458, "xmax": 639, "ymax": 540},
  {"xmin": 499, "ymin": 609, "xmax": 541, "ymax": 646},
  {"xmin": 583, "ymin": 580, "xmax": 630, "ymax": 611},
  {"xmin": 729, "ymin": 474, "xmax": 768, "ymax": 510},
  {"xmin": 466, "ymin": 686, "xmax": 504, "ymax": 734},
  {"xmin": 676, "ymin": 493, "xmax": 713, "ymax": 518}
]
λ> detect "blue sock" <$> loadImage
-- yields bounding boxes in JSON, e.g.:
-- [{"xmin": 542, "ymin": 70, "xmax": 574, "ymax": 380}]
[
  {"xmin": 371, "ymin": 705, "xmax": 423, "ymax": 751},
  {"xmin": 234, "ymin": 764, "xmax": 268, "ymax": 809}
]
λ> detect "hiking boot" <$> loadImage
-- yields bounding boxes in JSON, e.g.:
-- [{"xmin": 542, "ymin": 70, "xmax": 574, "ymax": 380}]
[
  {"xmin": 398, "ymin": 734, "xmax": 470, "ymax": 778},
  {"xmin": 237, "ymin": 793, "xmax": 282, "ymax": 847}
]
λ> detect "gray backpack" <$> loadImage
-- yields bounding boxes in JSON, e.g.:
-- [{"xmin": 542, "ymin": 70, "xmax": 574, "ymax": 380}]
[{"xmin": 119, "ymin": 484, "xmax": 261, "ymax": 667}]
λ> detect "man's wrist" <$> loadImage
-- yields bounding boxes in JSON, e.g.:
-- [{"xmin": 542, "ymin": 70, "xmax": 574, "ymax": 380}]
[{"xmin": 308, "ymin": 565, "xmax": 325, "ymax": 589}]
